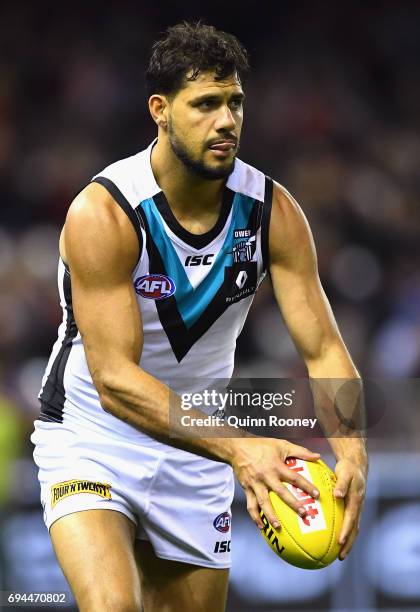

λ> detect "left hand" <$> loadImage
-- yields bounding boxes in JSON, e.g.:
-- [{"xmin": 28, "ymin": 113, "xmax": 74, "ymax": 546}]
[{"xmin": 334, "ymin": 457, "xmax": 367, "ymax": 560}]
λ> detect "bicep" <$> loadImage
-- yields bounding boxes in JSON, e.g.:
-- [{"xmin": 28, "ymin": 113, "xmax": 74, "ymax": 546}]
[
  {"xmin": 70, "ymin": 271, "xmax": 143, "ymax": 382},
  {"xmin": 268, "ymin": 184, "xmax": 341, "ymax": 364},
  {"xmin": 64, "ymin": 183, "xmax": 142, "ymax": 388}
]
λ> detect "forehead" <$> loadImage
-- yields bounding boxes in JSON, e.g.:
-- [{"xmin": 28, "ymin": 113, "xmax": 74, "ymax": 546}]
[{"xmin": 177, "ymin": 70, "xmax": 243, "ymax": 98}]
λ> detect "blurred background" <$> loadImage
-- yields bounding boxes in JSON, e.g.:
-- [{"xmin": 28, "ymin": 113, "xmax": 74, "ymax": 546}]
[{"xmin": 0, "ymin": 1, "xmax": 419, "ymax": 610}]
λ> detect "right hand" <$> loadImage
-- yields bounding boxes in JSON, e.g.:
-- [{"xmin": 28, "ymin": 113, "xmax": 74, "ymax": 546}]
[{"xmin": 231, "ymin": 438, "xmax": 321, "ymax": 530}]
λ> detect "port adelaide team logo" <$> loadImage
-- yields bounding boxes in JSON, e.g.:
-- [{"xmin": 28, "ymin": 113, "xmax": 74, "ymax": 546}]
[
  {"xmin": 213, "ymin": 511, "xmax": 231, "ymax": 533},
  {"xmin": 134, "ymin": 274, "xmax": 176, "ymax": 300},
  {"xmin": 232, "ymin": 229, "xmax": 256, "ymax": 263}
]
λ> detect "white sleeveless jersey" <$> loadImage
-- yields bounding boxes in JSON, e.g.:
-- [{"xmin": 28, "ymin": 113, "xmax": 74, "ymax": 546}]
[{"xmin": 37, "ymin": 140, "xmax": 273, "ymax": 438}]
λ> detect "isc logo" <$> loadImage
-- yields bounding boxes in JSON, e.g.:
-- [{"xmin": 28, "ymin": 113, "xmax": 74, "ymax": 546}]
[
  {"xmin": 184, "ymin": 254, "xmax": 214, "ymax": 266},
  {"xmin": 214, "ymin": 540, "xmax": 231, "ymax": 553},
  {"xmin": 213, "ymin": 512, "xmax": 231, "ymax": 533},
  {"xmin": 134, "ymin": 274, "xmax": 176, "ymax": 300}
]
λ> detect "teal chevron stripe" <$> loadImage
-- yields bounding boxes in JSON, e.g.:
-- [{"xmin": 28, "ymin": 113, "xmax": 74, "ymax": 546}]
[
  {"xmin": 140, "ymin": 197, "xmax": 192, "ymax": 306},
  {"xmin": 141, "ymin": 193, "xmax": 254, "ymax": 328}
]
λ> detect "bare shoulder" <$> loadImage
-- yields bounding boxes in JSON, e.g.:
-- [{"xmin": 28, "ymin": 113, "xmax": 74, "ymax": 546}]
[
  {"xmin": 65, "ymin": 182, "xmax": 132, "ymax": 235},
  {"xmin": 270, "ymin": 181, "xmax": 311, "ymax": 239},
  {"xmin": 63, "ymin": 182, "xmax": 139, "ymax": 275},
  {"xmin": 269, "ymin": 180, "xmax": 316, "ymax": 267}
]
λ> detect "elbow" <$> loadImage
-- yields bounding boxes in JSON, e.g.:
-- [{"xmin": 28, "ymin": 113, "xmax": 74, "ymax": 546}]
[
  {"xmin": 93, "ymin": 364, "xmax": 147, "ymax": 417},
  {"xmin": 88, "ymin": 355, "xmax": 151, "ymax": 419},
  {"xmin": 98, "ymin": 390, "xmax": 116, "ymax": 414},
  {"xmin": 91, "ymin": 369, "xmax": 120, "ymax": 414}
]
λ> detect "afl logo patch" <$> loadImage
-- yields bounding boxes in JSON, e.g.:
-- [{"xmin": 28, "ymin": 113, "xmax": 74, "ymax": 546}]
[
  {"xmin": 134, "ymin": 274, "xmax": 176, "ymax": 300},
  {"xmin": 213, "ymin": 512, "xmax": 231, "ymax": 533}
]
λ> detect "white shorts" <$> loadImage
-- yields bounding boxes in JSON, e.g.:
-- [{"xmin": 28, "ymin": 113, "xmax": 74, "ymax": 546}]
[{"xmin": 31, "ymin": 420, "xmax": 234, "ymax": 568}]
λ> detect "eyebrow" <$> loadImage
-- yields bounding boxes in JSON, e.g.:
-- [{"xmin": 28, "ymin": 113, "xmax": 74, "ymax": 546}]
[{"xmin": 190, "ymin": 92, "xmax": 246, "ymax": 106}]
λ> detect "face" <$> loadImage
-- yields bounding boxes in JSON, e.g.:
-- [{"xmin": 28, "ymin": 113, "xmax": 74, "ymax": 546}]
[{"xmin": 165, "ymin": 70, "xmax": 244, "ymax": 180}]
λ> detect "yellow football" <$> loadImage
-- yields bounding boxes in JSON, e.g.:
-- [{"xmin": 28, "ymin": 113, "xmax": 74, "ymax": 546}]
[{"xmin": 260, "ymin": 458, "xmax": 344, "ymax": 569}]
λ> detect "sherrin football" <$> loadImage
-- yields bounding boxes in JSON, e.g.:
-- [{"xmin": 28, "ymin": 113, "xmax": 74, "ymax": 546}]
[{"xmin": 260, "ymin": 458, "xmax": 344, "ymax": 569}]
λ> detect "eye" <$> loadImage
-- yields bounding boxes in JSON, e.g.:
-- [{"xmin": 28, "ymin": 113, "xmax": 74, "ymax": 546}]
[
  {"xmin": 230, "ymin": 98, "xmax": 243, "ymax": 110},
  {"xmin": 199, "ymin": 100, "xmax": 216, "ymax": 109}
]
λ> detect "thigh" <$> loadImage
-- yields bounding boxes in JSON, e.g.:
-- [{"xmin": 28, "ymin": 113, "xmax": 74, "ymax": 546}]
[
  {"xmin": 134, "ymin": 539, "xmax": 229, "ymax": 612},
  {"xmin": 140, "ymin": 451, "xmax": 234, "ymax": 569},
  {"xmin": 51, "ymin": 509, "xmax": 142, "ymax": 612}
]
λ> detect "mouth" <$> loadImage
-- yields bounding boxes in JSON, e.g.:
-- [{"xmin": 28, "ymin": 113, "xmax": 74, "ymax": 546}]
[
  {"xmin": 208, "ymin": 140, "xmax": 237, "ymax": 157},
  {"xmin": 208, "ymin": 139, "xmax": 237, "ymax": 152}
]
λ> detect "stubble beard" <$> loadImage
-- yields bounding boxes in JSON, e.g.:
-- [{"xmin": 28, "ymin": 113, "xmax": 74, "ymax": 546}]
[{"xmin": 167, "ymin": 119, "xmax": 237, "ymax": 181}]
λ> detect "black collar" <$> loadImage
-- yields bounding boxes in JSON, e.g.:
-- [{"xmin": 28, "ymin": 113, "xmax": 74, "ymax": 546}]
[{"xmin": 152, "ymin": 188, "xmax": 235, "ymax": 249}]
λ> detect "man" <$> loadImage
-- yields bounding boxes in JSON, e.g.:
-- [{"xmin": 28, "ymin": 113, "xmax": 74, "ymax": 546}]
[{"xmin": 31, "ymin": 22, "xmax": 367, "ymax": 612}]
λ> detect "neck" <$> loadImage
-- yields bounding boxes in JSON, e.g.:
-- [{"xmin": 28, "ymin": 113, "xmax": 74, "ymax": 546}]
[{"xmin": 151, "ymin": 135, "xmax": 226, "ymax": 214}]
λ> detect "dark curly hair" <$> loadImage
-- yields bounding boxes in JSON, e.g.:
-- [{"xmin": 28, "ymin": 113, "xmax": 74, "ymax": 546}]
[{"xmin": 145, "ymin": 21, "xmax": 249, "ymax": 98}]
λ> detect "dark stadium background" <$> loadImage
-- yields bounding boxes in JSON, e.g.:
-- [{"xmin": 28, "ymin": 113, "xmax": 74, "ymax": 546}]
[{"xmin": 1, "ymin": 1, "xmax": 419, "ymax": 610}]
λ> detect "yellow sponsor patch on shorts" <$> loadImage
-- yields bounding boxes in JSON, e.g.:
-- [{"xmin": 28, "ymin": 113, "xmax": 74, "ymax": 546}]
[{"xmin": 51, "ymin": 480, "xmax": 112, "ymax": 508}]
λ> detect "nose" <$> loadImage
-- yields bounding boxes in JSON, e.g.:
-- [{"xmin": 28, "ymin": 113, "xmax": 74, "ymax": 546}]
[{"xmin": 214, "ymin": 105, "xmax": 236, "ymax": 132}]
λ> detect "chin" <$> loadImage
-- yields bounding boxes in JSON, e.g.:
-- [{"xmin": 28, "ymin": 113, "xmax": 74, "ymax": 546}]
[{"xmin": 200, "ymin": 162, "xmax": 235, "ymax": 181}]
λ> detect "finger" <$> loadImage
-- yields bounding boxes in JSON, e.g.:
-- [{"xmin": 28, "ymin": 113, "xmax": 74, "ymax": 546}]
[
  {"xmin": 265, "ymin": 478, "xmax": 309, "ymax": 518},
  {"xmin": 339, "ymin": 486, "xmax": 366, "ymax": 545},
  {"xmin": 287, "ymin": 444, "xmax": 321, "ymax": 462},
  {"xmin": 280, "ymin": 465, "xmax": 320, "ymax": 499},
  {"xmin": 339, "ymin": 519, "xmax": 360, "ymax": 560},
  {"xmin": 253, "ymin": 484, "xmax": 281, "ymax": 530},
  {"xmin": 245, "ymin": 489, "xmax": 264, "ymax": 529},
  {"xmin": 338, "ymin": 494, "xmax": 360, "ymax": 545}
]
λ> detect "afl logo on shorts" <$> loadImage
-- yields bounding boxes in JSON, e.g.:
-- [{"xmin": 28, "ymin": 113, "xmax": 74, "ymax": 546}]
[
  {"xmin": 213, "ymin": 512, "xmax": 231, "ymax": 533},
  {"xmin": 134, "ymin": 274, "xmax": 176, "ymax": 300}
]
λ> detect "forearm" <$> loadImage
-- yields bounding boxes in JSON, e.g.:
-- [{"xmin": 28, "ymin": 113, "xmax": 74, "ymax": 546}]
[
  {"xmin": 312, "ymin": 378, "xmax": 368, "ymax": 464},
  {"xmin": 307, "ymin": 344, "xmax": 368, "ymax": 465},
  {"xmin": 97, "ymin": 361, "xmax": 250, "ymax": 464},
  {"xmin": 326, "ymin": 435, "xmax": 367, "ymax": 465}
]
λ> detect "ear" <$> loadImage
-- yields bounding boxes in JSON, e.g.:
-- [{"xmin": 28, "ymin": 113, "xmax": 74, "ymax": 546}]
[{"xmin": 148, "ymin": 95, "xmax": 169, "ymax": 129}]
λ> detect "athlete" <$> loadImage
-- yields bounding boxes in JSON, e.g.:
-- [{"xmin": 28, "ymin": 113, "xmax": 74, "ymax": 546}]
[{"xmin": 31, "ymin": 22, "xmax": 367, "ymax": 612}]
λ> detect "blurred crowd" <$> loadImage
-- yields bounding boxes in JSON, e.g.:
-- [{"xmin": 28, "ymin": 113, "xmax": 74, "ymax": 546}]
[{"xmin": 1, "ymin": 1, "xmax": 420, "ymax": 509}]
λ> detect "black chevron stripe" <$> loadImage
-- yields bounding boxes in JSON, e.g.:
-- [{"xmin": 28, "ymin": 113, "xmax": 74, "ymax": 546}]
[
  {"xmin": 39, "ymin": 267, "xmax": 78, "ymax": 422},
  {"xmin": 261, "ymin": 176, "xmax": 273, "ymax": 272}
]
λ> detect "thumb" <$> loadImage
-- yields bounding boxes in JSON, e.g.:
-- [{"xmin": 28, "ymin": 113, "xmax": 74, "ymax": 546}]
[
  {"xmin": 334, "ymin": 468, "xmax": 352, "ymax": 498},
  {"xmin": 288, "ymin": 444, "xmax": 321, "ymax": 462}
]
